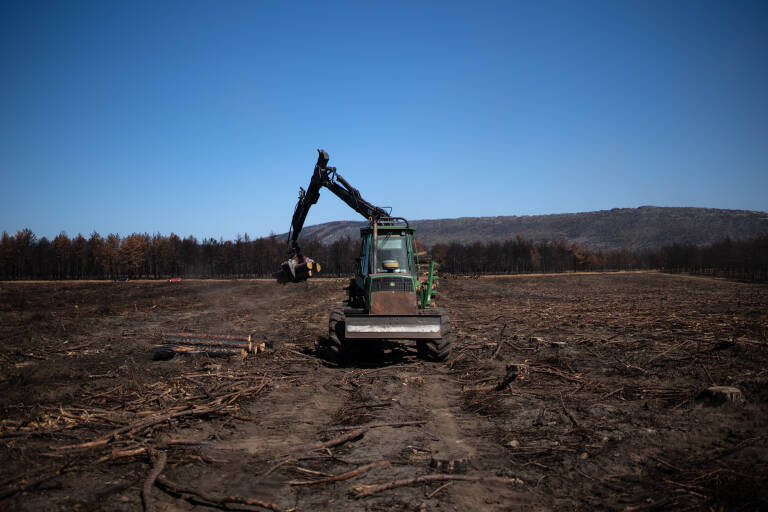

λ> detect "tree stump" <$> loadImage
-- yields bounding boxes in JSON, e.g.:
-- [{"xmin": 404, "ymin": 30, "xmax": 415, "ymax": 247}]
[{"xmin": 697, "ymin": 386, "xmax": 744, "ymax": 406}]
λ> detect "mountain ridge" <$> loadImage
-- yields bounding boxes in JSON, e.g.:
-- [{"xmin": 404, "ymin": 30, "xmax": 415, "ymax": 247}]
[{"xmin": 289, "ymin": 206, "xmax": 768, "ymax": 250}]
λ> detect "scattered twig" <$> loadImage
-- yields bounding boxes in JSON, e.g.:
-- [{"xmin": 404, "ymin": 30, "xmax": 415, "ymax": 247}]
[
  {"xmin": 261, "ymin": 428, "xmax": 368, "ymax": 480},
  {"xmin": 304, "ymin": 427, "xmax": 367, "ymax": 452},
  {"xmin": 426, "ymin": 481, "xmax": 454, "ymax": 498},
  {"xmin": 56, "ymin": 404, "xmax": 227, "ymax": 451},
  {"xmin": 326, "ymin": 421, "xmax": 425, "ymax": 431},
  {"xmin": 601, "ymin": 387, "xmax": 624, "ymax": 399},
  {"xmin": 351, "ymin": 473, "xmax": 523, "ymax": 498},
  {"xmin": 289, "ymin": 460, "xmax": 390, "ymax": 485},
  {"xmin": 96, "ymin": 446, "xmax": 147, "ymax": 464}
]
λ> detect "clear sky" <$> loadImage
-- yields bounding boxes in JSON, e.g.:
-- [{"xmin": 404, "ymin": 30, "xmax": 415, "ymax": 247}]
[{"xmin": 1, "ymin": 0, "xmax": 766, "ymax": 241}]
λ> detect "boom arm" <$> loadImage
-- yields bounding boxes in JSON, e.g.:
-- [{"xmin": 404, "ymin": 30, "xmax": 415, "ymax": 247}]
[{"xmin": 288, "ymin": 149, "xmax": 389, "ymax": 257}]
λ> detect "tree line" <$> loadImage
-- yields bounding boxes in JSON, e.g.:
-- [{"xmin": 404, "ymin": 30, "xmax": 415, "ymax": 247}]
[
  {"xmin": 0, "ymin": 229, "xmax": 766, "ymax": 282},
  {"xmin": 0, "ymin": 230, "xmax": 358, "ymax": 280},
  {"xmin": 431, "ymin": 235, "xmax": 768, "ymax": 281}
]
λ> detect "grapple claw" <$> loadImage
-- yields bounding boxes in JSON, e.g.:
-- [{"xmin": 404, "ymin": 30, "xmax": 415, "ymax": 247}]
[{"xmin": 274, "ymin": 256, "xmax": 322, "ymax": 284}]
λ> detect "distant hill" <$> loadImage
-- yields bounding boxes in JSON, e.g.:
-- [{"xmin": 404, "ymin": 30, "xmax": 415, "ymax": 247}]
[{"xmin": 290, "ymin": 206, "xmax": 768, "ymax": 250}]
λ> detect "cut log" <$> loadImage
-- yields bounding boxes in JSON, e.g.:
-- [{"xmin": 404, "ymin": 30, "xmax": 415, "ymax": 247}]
[{"xmin": 159, "ymin": 332, "xmax": 264, "ymax": 358}]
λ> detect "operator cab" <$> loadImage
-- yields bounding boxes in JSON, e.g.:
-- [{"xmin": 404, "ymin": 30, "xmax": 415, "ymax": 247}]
[
  {"xmin": 359, "ymin": 222, "xmax": 417, "ymax": 278},
  {"xmin": 376, "ymin": 232, "xmax": 410, "ymax": 274}
]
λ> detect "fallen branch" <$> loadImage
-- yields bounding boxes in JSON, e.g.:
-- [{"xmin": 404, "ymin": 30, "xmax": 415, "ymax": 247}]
[
  {"xmin": 427, "ymin": 481, "xmax": 454, "ymax": 498},
  {"xmin": 289, "ymin": 460, "xmax": 390, "ymax": 486},
  {"xmin": 56, "ymin": 404, "xmax": 226, "ymax": 451},
  {"xmin": 141, "ymin": 451, "xmax": 167, "ymax": 511},
  {"xmin": 351, "ymin": 473, "xmax": 523, "ymax": 498},
  {"xmin": 96, "ymin": 446, "xmax": 147, "ymax": 464},
  {"xmin": 326, "ymin": 421, "xmax": 425, "ymax": 431},
  {"xmin": 156, "ymin": 475, "xmax": 289, "ymax": 512},
  {"xmin": 261, "ymin": 428, "xmax": 368, "ymax": 479},
  {"xmin": 94, "ymin": 439, "xmax": 212, "ymax": 464},
  {"xmin": 305, "ymin": 427, "xmax": 367, "ymax": 452}
]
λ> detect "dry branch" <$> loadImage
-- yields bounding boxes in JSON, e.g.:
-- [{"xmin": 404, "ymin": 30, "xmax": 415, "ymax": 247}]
[
  {"xmin": 288, "ymin": 460, "xmax": 390, "ymax": 485},
  {"xmin": 56, "ymin": 404, "xmax": 226, "ymax": 451},
  {"xmin": 351, "ymin": 473, "xmax": 523, "ymax": 498},
  {"xmin": 304, "ymin": 427, "xmax": 367, "ymax": 452},
  {"xmin": 261, "ymin": 427, "xmax": 368, "ymax": 480},
  {"xmin": 156, "ymin": 475, "xmax": 289, "ymax": 512},
  {"xmin": 427, "ymin": 481, "xmax": 454, "ymax": 498},
  {"xmin": 326, "ymin": 421, "xmax": 425, "ymax": 431},
  {"xmin": 96, "ymin": 446, "xmax": 147, "ymax": 464}
]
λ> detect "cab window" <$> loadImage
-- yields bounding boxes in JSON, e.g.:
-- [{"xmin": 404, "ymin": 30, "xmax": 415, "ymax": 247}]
[{"xmin": 376, "ymin": 234, "xmax": 409, "ymax": 274}]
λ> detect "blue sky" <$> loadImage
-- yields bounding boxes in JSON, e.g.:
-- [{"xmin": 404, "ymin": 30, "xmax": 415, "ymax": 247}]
[{"xmin": 1, "ymin": 0, "xmax": 766, "ymax": 240}]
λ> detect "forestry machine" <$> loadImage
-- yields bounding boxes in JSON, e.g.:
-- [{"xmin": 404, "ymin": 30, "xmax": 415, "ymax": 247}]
[{"xmin": 274, "ymin": 149, "xmax": 452, "ymax": 362}]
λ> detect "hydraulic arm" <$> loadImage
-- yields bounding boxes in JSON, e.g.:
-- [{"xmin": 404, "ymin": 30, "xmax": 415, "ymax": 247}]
[{"xmin": 288, "ymin": 149, "xmax": 389, "ymax": 258}]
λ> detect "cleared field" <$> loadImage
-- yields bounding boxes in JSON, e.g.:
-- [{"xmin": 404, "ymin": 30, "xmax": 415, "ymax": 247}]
[{"xmin": 1, "ymin": 273, "xmax": 767, "ymax": 510}]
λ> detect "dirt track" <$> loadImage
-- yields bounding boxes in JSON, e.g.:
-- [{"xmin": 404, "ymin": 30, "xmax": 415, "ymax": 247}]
[{"xmin": 1, "ymin": 273, "xmax": 767, "ymax": 511}]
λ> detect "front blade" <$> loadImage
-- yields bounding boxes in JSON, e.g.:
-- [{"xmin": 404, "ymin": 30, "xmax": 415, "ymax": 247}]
[{"xmin": 345, "ymin": 314, "xmax": 442, "ymax": 339}]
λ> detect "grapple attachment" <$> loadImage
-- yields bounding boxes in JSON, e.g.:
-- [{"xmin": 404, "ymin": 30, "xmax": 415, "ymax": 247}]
[{"xmin": 274, "ymin": 256, "xmax": 322, "ymax": 284}]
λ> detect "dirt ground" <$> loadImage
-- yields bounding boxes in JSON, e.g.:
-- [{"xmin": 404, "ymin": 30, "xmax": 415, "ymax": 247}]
[{"xmin": 1, "ymin": 272, "xmax": 767, "ymax": 511}]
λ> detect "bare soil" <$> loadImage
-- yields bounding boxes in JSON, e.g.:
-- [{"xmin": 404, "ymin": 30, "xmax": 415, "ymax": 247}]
[{"xmin": 1, "ymin": 272, "xmax": 767, "ymax": 511}]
